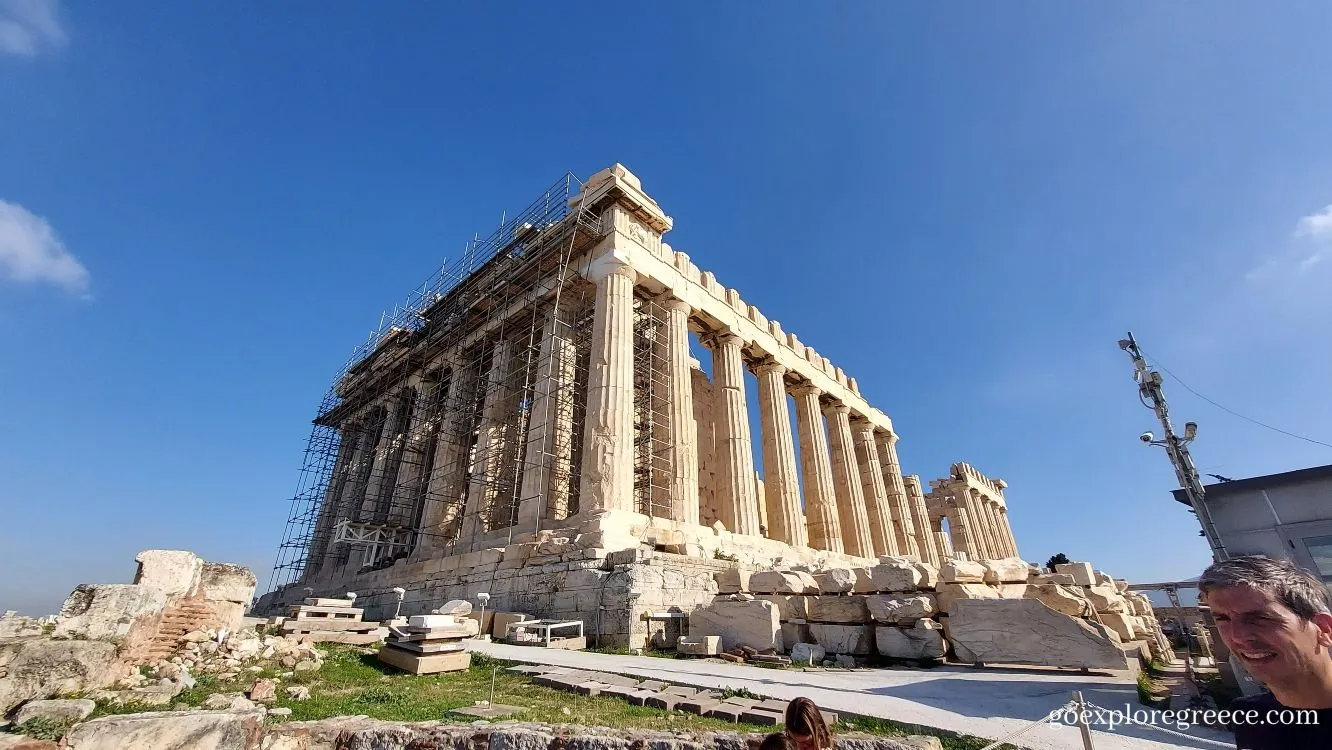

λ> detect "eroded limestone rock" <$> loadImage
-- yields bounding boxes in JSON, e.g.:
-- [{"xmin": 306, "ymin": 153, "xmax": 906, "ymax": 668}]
[
  {"xmin": 946, "ymin": 598, "xmax": 1130, "ymax": 670},
  {"xmin": 938, "ymin": 560, "xmax": 986, "ymax": 584},
  {"xmin": 869, "ymin": 560, "xmax": 922, "ymax": 592},
  {"xmin": 808, "ymin": 623, "xmax": 875, "ymax": 655},
  {"xmin": 866, "ymin": 594, "xmax": 937, "ymax": 624},
  {"xmin": 875, "ymin": 620, "xmax": 946, "ymax": 660},
  {"xmin": 63, "ymin": 709, "xmax": 265, "ymax": 750},
  {"xmin": 687, "ymin": 599, "xmax": 781, "ymax": 652},
  {"xmin": 0, "ymin": 638, "xmax": 121, "ymax": 713},
  {"xmin": 1024, "ymin": 584, "xmax": 1091, "ymax": 618},
  {"xmin": 134, "ymin": 550, "xmax": 204, "ymax": 599},
  {"xmin": 54, "ymin": 584, "xmax": 166, "ymax": 641},
  {"xmin": 980, "ymin": 558, "xmax": 1029, "ymax": 584}
]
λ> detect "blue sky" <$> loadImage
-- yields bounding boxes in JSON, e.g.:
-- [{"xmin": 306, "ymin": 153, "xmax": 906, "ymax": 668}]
[{"xmin": 4, "ymin": 2, "xmax": 1332, "ymax": 615}]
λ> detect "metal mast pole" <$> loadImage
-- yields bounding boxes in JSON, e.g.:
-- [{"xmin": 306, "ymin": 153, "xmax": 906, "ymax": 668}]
[{"xmin": 1119, "ymin": 332, "xmax": 1228, "ymax": 562}]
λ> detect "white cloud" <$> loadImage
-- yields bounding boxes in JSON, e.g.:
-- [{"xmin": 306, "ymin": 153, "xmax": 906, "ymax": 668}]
[
  {"xmin": 0, "ymin": 199, "xmax": 89, "ymax": 294},
  {"xmin": 0, "ymin": 0, "xmax": 65, "ymax": 57},
  {"xmin": 1296, "ymin": 205, "xmax": 1332, "ymax": 241}
]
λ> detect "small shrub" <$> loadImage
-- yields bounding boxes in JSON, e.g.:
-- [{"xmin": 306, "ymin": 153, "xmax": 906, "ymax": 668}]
[
  {"xmin": 713, "ymin": 550, "xmax": 739, "ymax": 562},
  {"xmin": 15, "ymin": 716, "xmax": 74, "ymax": 741}
]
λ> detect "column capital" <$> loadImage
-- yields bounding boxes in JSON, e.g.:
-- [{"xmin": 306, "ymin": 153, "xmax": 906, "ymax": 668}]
[
  {"xmin": 874, "ymin": 427, "xmax": 900, "ymax": 445},
  {"xmin": 753, "ymin": 358, "xmax": 787, "ymax": 377},
  {"xmin": 661, "ymin": 297, "xmax": 691, "ymax": 314},
  {"xmin": 585, "ymin": 253, "xmax": 637, "ymax": 283},
  {"xmin": 821, "ymin": 401, "xmax": 850, "ymax": 417},
  {"xmin": 701, "ymin": 330, "xmax": 744, "ymax": 350},
  {"xmin": 790, "ymin": 383, "xmax": 822, "ymax": 399}
]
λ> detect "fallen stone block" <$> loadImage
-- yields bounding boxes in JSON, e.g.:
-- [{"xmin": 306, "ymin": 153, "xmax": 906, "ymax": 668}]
[
  {"xmin": 706, "ymin": 704, "xmax": 745, "ymax": 722},
  {"xmin": 1032, "ymin": 573, "xmax": 1076, "ymax": 586},
  {"xmin": 644, "ymin": 694, "xmax": 680, "ymax": 710},
  {"xmin": 981, "ymin": 557, "xmax": 1029, "ymax": 584},
  {"xmin": 934, "ymin": 582, "xmax": 1000, "ymax": 613},
  {"xmin": 715, "ymin": 568, "xmax": 752, "ymax": 594},
  {"xmin": 1085, "ymin": 586, "xmax": 1129, "ymax": 614},
  {"xmin": 676, "ymin": 696, "xmax": 722, "ymax": 715},
  {"xmin": 866, "ymin": 594, "xmax": 936, "ymax": 624},
  {"xmin": 938, "ymin": 559, "xmax": 987, "ymax": 584},
  {"xmin": 434, "ymin": 599, "xmax": 473, "ymax": 616},
  {"xmin": 0, "ymin": 638, "xmax": 121, "ymax": 714},
  {"xmin": 54, "ymin": 584, "xmax": 167, "ymax": 641},
  {"xmin": 790, "ymin": 642, "xmax": 826, "ymax": 666},
  {"xmin": 198, "ymin": 563, "xmax": 256, "ymax": 605},
  {"xmin": 946, "ymin": 598, "xmax": 1132, "ymax": 670},
  {"xmin": 1054, "ymin": 562, "xmax": 1096, "ymax": 586},
  {"xmin": 851, "ymin": 567, "xmax": 878, "ymax": 593},
  {"xmin": 63, "ymin": 709, "xmax": 265, "ymax": 750},
  {"xmin": 677, "ymin": 635, "xmax": 721, "ymax": 656},
  {"xmin": 805, "ymin": 596, "xmax": 869, "ymax": 623},
  {"xmin": 133, "ymin": 550, "xmax": 203, "ymax": 598},
  {"xmin": 741, "ymin": 709, "xmax": 785, "ymax": 725},
  {"xmin": 1025, "ymin": 584, "xmax": 1091, "ymax": 618},
  {"xmin": 875, "ymin": 620, "xmax": 946, "ymax": 660},
  {"xmin": 869, "ymin": 559, "xmax": 923, "ymax": 592},
  {"xmin": 814, "ymin": 568, "xmax": 856, "ymax": 593},
  {"xmin": 754, "ymin": 595, "xmax": 807, "ymax": 621},
  {"xmin": 688, "ymin": 599, "xmax": 781, "ymax": 652},
  {"xmin": 749, "ymin": 570, "xmax": 818, "ymax": 594},
  {"xmin": 809, "ymin": 623, "xmax": 875, "ymax": 655}
]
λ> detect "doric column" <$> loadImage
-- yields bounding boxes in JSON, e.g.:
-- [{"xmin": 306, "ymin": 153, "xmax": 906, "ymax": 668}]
[
  {"xmin": 980, "ymin": 499, "xmax": 1008, "ymax": 558},
  {"xmin": 461, "ymin": 339, "xmax": 513, "ymax": 538},
  {"xmin": 708, "ymin": 332, "xmax": 761, "ymax": 536},
  {"xmin": 389, "ymin": 384, "xmax": 435, "ymax": 522},
  {"xmin": 578, "ymin": 259, "xmax": 637, "ymax": 513},
  {"xmin": 361, "ymin": 394, "xmax": 409, "ymax": 520},
  {"xmin": 851, "ymin": 419, "xmax": 897, "ymax": 557},
  {"xmin": 875, "ymin": 433, "xmax": 923, "ymax": 562},
  {"xmin": 663, "ymin": 299, "xmax": 699, "ymax": 526},
  {"xmin": 929, "ymin": 510, "xmax": 955, "ymax": 560},
  {"xmin": 902, "ymin": 474, "xmax": 940, "ymax": 567},
  {"xmin": 998, "ymin": 506, "xmax": 1020, "ymax": 558},
  {"xmin": 946, "ymin": 497, "xmax": 980, "ymax": 559},
  {"xmin": 824, "ymin": 404, "xmax": 874, "ymax": 558},
  {"xmin": 755, "ymin": 360, "xmax": 804, "ymax": 547},
  {"xmin": 518, "ymin": 300, "xmax": 579, "ymax": 527},
  {"xmin": 967, "ymin": 491, "xmax": 1000, "ymax": 559},
  {"xmin": 417, "ymin": 362, "xmax": 477, "ymax": 551},
  {"xmin": 793, "ymin": 385, "xmax": 842, "ymax": 553}
]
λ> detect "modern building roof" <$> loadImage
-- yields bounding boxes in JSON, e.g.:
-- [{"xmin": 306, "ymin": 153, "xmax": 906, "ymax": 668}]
[{"xmin": 1171, "ymin": 464, "xmax": 1332, "ymax": 506}]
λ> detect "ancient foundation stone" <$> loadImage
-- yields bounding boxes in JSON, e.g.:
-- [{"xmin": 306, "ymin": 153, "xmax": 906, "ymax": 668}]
[
  {"xmin": 866, "ymin": 594, "xmax": 936, "ymax": 624},
  {"xmin": 1054, "ymin": 562, "xmax": 1096, "ymax": 586},
  {"xmin": 198, "ymin": 563, "xmax": 256, "ymax": 605},
  {"xmin": 749, "ymin": 570, "xmax": 817, "ymax": 594},
  {"xmin": 1024, "ymin": 584, "xmax": 1090, "ymax": 618},
  {"xmin": 0, "ymin": 639, "xmax": 121, "ymax": 713},
  {"xmin": 688, "ymin": 599, "xmax": 781, "ymax": 652},
  {"xmin": 946, "ymin": 599, "xmax": 1130, "ymax": 670},
  {"xmin": 805, "ymin": 596, "xmax": 869, "ymax": 623},
  {"xmin": 13, "ymin": 698, "xmax": 97, "ymax": 727},
  {"xmin": 869, "ymin": 560, "xmax": 922, "ymax": 592},
  {"xmin": 809, "ymin": 623, "xmax": 875, "ymax": 655},
  {"xmin": 938, "ymin": 560, "xmax": 986, "ymax": 584},
  {"xmin": 790, "ymin": 642, "xmax": 826, "ymax": 665},
  {"xmin": 934, "ymin": 583, "xmax": 999, "ymax": 613},
  {"xmin": 715, "ymin": 568, "xmax": 751, "ymax": 595},
  {"xmin": 876, "ymin": 620, "xmax": 946, "ymax": 660},
  {"xmin": 755, "ymin": 595, "xmax": 807, "ymax": 621},
  {"xmin": 815, "ymin": 568, "xmax": 857, "ymax": 593},
  {"xmin": 1085, "ymin": 586, "xmax": 1129, "ymax": 614}
]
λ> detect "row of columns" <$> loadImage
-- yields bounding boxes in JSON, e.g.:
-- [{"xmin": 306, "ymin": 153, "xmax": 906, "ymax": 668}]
[
  {"xmin": 575, "ymin": 257, "xmax": 933, "ymax": 560},
  {"xmin": 946, "ymin": 487, "xmax": 1019, "ymax": 560}
]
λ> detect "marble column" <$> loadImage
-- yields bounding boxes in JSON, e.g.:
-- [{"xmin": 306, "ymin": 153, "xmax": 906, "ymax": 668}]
[
  {"xmin": 875, "ymin": 433, "xmax": 923, "ymax": 562},
  {"xmin": 946, "ymin": 498, "xmax": 979, "ymax": 560},
  {"xmin": 361, "ymin": 394, "xmax": 409, "ymax": 520},
  {"xmin": 518, "ymin": 300, "xmax": 579, "ymax": 527},
  {"xmin": 461, "ymin": 339, "xmax": 513, "ymax": 538},
  {"xmin": 709, "ymin": 332, "xmax": 761, "ymax": 536},
  {"xmin": 793, "ymin": 385, "xmax": 842, "ymax": 553},
  {"xmin": 824, "ymin": 404, "xmax": 874, "ymax": 558},
  {"xmin": 997, "ymin": 506, "xmax": 1020, "ymax": 558},
  {"xmin": 663, "ymin": 299, "xmax": 700, "ymax": 526},
  {"xmin": 755, "ymin": 360, "xmax": 804, "ymax": 547},
  {"xmin": 389, "ymin": 383, "xmax": 434, "ymax": 522},
  {"xmin": 851, "ymin": 419, "xmax": 897, "ymax": 557},
  {"xmin": 980, "ymin": 499, "xmax": 1008, "ymax": 558},
  {"xmin": 418, "ymin": 362, "xmax": 477, "ymax": 549},
  {"xmin": 578, "ymin": 259, "xmax": 637, "ymax": 513},
  {"xmin": 930, "ymin": 512, "xmax": 955, "ymax": 560},
  {"xmin": 902, "ymin": 474, "xmax": 940, "ymax": 567},
  {"xmin": 971, "ymin": 492, "xmax": 1001, "ymax": 560}
]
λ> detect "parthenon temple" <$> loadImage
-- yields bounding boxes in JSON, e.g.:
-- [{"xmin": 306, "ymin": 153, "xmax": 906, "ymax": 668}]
[{"xmin": 259, "ymin": 165, "xmax": 1030, "ymax": 644}]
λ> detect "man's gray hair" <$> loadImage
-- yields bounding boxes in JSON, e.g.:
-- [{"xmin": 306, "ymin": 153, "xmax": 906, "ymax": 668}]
[{"xmin": 1199, "ymin": 555, "xmax": 1331, "ymax": 621}]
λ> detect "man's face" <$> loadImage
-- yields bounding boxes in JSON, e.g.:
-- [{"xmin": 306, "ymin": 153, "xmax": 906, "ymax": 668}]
[{"xmin": 1205, "ymin": 584, "xmax": 1332, "ymax": 688}]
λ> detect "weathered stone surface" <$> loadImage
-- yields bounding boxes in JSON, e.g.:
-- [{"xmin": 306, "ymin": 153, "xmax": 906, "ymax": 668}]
[
  {"xmin": 748, "ymin": 570, "xmax": 817, "ymax": 594},
  {"xmin": 910, "ymin": 561, "xmax": 938, "ymax": 590},
  {"xmin": 1085, "ymin": 585, "xmax": 1129, "ymax": 614},
  {"xmin": 1024, "ymin": 584, "xmax": 1091, "ymax": 618},
  {"xmin": 805, "ymin": 596, "xmax": 869, "ymax": 623},
  {"xmin": 866, "ymin": 594, "xmax": 936, "ymax": 624},
  {"xmin": 981, "ymin": 557, "xmax": 1029, "ymax": 584},
  {"xmin": 868, "ymin": 560, "xmax": 922, "ymax": 592},
  {"xmin": 938, "ymin": 559, "xmax": 986, "ymax": 584},
  {"xmin": 946, "ymin": 599, "xmax": 1130, "ymax": 669},
  {"xmin": 875, "ymin": 620, "xmax": 946, "ymax": 660},
  {"xmin": 285, "ymin": 685, "xmax": 311, "ymax": 701},
  {"xmin": 851, "ymin": 567, "xmax": 878, "ymax": 594},
  {"xmin": 754, "ymin": 595, "xmax": 807, "ymax": 621},
  {"xmin": 0, "ymin": 638, "xmax": 120, "ymax": 713},
  {"xmin": 435, "ymin": 599, "xmax": 473, "ymax": 616},
  {"xmin": 0, "ymin": 735, "xmax": 59, "ymax": 750},
  {"xmin": 808, "ymin": 623, "xmax": 875, "ymax": 655},
  {"xmin": 994, "ymin": 583, "xmax": 1028, "ymax": 599},
  {"xmin": 134, "ymin": 550, "xmax": 204, "ymax": 598},
  {"xmin": 1100, "ymin": 613, "xmax": 1138, "ymax": 642},
  {"xmin": 13, "ymin": 698, "xmax": 97, "ymax": 726},
  {"xmin": 54, "ymin": 584, "xmax": 167, "ymax": 640},
  {"xmin": 1031, "ymin": 573, "xmax": 1076, "ymax": 585},
  {"xmin": 64, "ymin": 709, "xmax": 265, "ymax": 750},
  {"xmin": 688, "ymin": 599, "xmax": 781, "ymax": 652},
  {"xmin": 1094, "ymin": 571, "xmax": 1115, "ymax": 586},
  {"xmin": 790, "ymin": 642, "xmax": 826, "ymax": 665},
  {"xmin": 677, "ymin": 635, "xmax": 721, "ymax": 656},
  {"xmin": 814, "ymin": 568, "xmax": 856, "ymax": 594},
  {"xmin": 201, "ymin": 693, "xmax": 256, "ymax": 711},
  {"xmin": 198, "ymin": 563, "xmax": 257, "ymax": 605},
  {"xmin": 934, "ymin": 583, "xmax": 999, "ymax": 613},
  {"xmin": 247, "ymin": 678, "xmax": 277, "ymax": 703},
  {"xmin": 714, "ymin": 568, "xmax": 751, "ymax": 594},
  {"xmin": 1054, "ymin": 562, "xmax": 1096, "ymax": 586}
]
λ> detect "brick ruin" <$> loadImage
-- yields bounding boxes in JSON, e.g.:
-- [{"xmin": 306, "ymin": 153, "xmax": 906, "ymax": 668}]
[{"xmin": 255, "ymin": 166, "xmax": 1167, "ymax": 668}]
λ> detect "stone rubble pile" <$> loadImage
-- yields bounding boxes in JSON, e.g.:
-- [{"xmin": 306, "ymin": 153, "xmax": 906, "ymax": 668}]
[{"xmin": 693, "ymin": 556, "xmax": 1173, "ymax": 671}]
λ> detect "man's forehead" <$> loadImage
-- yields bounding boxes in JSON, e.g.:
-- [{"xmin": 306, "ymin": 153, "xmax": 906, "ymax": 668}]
[{"xmin": 1205, "ymin": 584, "xmax": 1283, "ymax": 613}]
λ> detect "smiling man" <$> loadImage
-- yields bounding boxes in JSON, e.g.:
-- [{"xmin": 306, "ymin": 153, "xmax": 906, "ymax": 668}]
[{"xmin": 1199, "ymin": 555, "xmax": 1332, "ymax": 748}]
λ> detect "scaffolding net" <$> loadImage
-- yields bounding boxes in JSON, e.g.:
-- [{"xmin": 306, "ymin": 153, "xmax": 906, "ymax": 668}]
[{"xmin": 265, "ymin": 172, "xmax": 625, "ymax": 593}]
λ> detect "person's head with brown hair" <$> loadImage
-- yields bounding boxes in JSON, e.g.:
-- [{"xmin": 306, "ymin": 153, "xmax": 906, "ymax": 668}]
[
  {"xmin": 784, "ymin": 697, "xmax": 831, "ymax": 750},
  {"xmin": 758, "ymin": 732, "xmax": 795, "ymax": 750}
]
